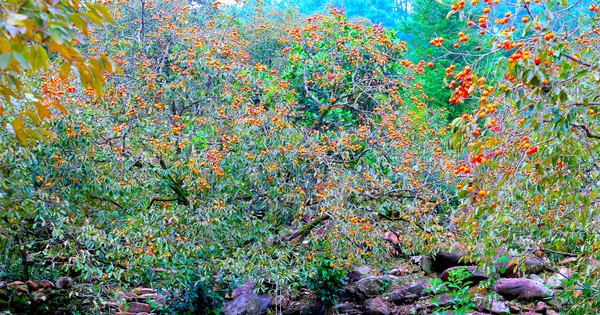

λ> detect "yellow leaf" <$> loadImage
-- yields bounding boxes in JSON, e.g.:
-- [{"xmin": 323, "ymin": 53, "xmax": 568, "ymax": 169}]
[
  {"xmin": 11, "ymin": 117, "xmax": 23, "ymax": 131},
  {"xmin": 24, "ymin": 109, "xmax": 41, "ymax": 125},
  {"xmin": 59, "ymin": 62, "xmax": 71, "ymax": 79},
  {"xmin": 35, "ymin": 102, "xmax": 51, "ymax": 119},
  {"xmin": 53, "ymin": 101, "xmax": 69, "ymax": 114}
]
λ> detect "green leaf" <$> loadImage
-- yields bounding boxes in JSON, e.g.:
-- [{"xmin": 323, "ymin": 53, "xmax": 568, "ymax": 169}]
[{"xmin": 0, "ymin": 53, "xmax": 13, "ymax": 69}]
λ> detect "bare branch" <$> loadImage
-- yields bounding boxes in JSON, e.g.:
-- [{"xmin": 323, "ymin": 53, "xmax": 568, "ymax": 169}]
[{"xmin": 572, "ymin": 124, "xmax": 600, "ymax": 140}]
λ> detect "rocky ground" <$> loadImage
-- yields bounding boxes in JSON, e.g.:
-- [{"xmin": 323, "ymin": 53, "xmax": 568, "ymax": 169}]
[{"xmin": 0, "ymin": 247, "xmax": 580, "ymax": 314}]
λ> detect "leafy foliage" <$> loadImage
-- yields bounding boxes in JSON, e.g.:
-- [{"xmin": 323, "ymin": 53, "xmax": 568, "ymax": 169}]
[
  {"xmin": 0, "ymin": 0, "xmax": 119, "ymax": 144},
  {"xmin": 1, "ymin": 0, "xmax": 600, "ymax": 314},
  {"xmin": 300, "ymin": 250, "xmax": 348, "ymax": 309},
  {"xmin": 428, "ymin": 267, "xmax": 475, "ymax": 314},
  {"xmin": 160, "ymin": 278, "xmax": 224, "ymax": 315}
]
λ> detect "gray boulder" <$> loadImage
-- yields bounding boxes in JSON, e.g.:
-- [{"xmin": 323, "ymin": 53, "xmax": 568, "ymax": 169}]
[
  {"xmin": 223, "ymin": 282, "xmax": 270, "ymax": 315},
  {"xmin": 355, "ymin": 276, "xmax": 399, "ymax": 298},
  {"xmin": 492, "ymin": 278, "xmax": 553, "ymax": 301}
]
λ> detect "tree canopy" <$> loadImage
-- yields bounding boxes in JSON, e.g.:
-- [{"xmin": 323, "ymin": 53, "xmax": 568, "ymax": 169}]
[{"xmin": 1, "ymin": 0, "xmax": 599, "ymax": 314}]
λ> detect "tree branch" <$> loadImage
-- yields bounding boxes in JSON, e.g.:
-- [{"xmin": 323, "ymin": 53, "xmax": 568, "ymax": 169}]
[
  {"xmin": 572, "ymin": 124, "xmax": 600, "ymax": 140},
  {"xmin": 563, "ymin": 54, "xmax": 592, "ymax": 67},
  {"xmin": 147, "ymin": 197, "xmax": 179, "ymax": 209},
  {"xmin": 283, "ymin": 214, "xmax": 331, "ymax": 244},
  {"xmin": 88, "ymin": 194, "xmax": 124, "ymax": 210}
]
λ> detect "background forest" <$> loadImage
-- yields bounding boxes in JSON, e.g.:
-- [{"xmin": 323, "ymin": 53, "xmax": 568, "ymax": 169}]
[{"xmin": 0, "ymin": 0, "xmax": 599, "ymax": 314}]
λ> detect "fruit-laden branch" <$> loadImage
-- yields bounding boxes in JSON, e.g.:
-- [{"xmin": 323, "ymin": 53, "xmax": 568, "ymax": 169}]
[
  {"xmin": 302, "ymin": 68, "xmax": 331, "ymax": 132},
  {"xmin": 563, "ymin": 54, "xmax": 592, "ymax": 68},
  {"xmin": 378, "ymin": 212, "xmax": 426, "ymax": 232},
  {"xmin": 360, "ymin": 189, "xmax": 427, "ymax": 202},
  {"xmin": 147, "ymin": 197, "xmax": 179, "ymax": 209},
  {"xmin": 157, "ymin": 157, "xmax": 190, "ymax": 206},
  {"xmin": 283, "ymin": 213, "xmax": 331, "ymax": 244},
  {"xmin": 572, "ymin": 124, "xmax": 600, "ymax": 140}
]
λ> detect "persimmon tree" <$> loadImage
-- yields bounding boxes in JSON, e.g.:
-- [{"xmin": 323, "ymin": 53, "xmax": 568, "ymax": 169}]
[
  {"xmin": 0, "ymin": 1, "xmax": 458, "ymax": 303},
  {"xmin": 440, "ymin": 0, "xmax": 600, "ymax": 311}
]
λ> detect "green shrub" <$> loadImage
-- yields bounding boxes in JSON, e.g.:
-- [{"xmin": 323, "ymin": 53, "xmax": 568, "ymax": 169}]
[
  {"xmin": 300, "ymin": 249, "xmax": 348, "ymax": 309},
  {"xmin": 160, "ymin": 279, "xmax": 225, "ymax": 315}
]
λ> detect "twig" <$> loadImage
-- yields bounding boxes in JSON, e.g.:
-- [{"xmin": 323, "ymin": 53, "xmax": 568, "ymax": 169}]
[
  {"xmin": 147, "ymin": 197, "xmax": 179, "ymax": 209},
  {"xmin": 563, "ymin": 54, "xmax": 592, "ymax": 68},
  {"xmin": 572, "ymin": 124, "xmax": 600, "ymax": 140}
]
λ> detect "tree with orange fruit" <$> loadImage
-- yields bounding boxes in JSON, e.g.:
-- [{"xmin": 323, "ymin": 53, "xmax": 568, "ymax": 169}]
[{"xmin": 442, "ymin": 0, "xmax": 600, "ymax": 311}]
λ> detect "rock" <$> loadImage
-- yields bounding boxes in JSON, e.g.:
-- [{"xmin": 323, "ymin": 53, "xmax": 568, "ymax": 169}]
[
  {"xmin": 492, "ymin": 278, "xmax": 553, "ymax": 301},
  {"xmin": 232, "ymin": 281, "xmax": 254, "ymax": 297},
  {"xmin": 390, "ymin": 280, "xmax": 429, "ymax": 305},
  {"xmin": 534, "ymin": 301, "xmax": 547, "ymax": 313},
  {"xmin": 529, "ymin": 274, "xmax": 545, "ymax": 284},
  {"xmin": 390, "ymin": 263, "xmax": 413, "ymax": 276},
  {"xmin": 545, "ymin": 273, "xmax": 567, "ymax": 289},
  {"xmin": 132, "ymin": 287, "xmax": 155, "ymax": 295},
  {"xmin": 7, "ymin": 281, "xmax": 28, "ymax": 294},
  {"xmin": 25, "ymin": 280, "xmax": 39, "ymax": 291},
  {"xmin": 490, "ymin": 301, "xmax": 510, "ymax": 314},
  {"xmin": 39, "ymin": 280, "xmax": 55, "ymax": 289},
  {"xmin": 560, "ymin": 257, "xmax": 578, "ymax": 265},
  {"xmin": 425, "ymin": 246, "xmax": 472, "ymax": 274},
  {"xmin": 32, "ymin": 290, "xmax": 47, "ymax": 302},
  {"xmin": 440, "ymin": 266, "xmax": 489, "ymax": 285},
  {"xmin": 56, "ymin": 277, "xmax": 73, "ymax": 290},
  {"xmin": 354, "ymin": 265, "xmax": 372, "ymax": 276},
  {"xmin": 128, "ymin": 293, "xmax": 162, "ymax": 301},
  {"xmin": 473, "ymin": 296, "xmax": 510, "ymax": 315},
  {"xmin": 390, "ymin": 288, "xmax": 414, "ymax": 305},
  {"xmin": 363, "ymin": 297, "xmax": 391, "ymax": 315},
  {"xmin": 503, "ymin": 256, "xmax": 544, "ymax": 278},
  {"xmin": 348, "ymin": 265, "xmax": 371, "ymax": 282},
  {"xmin": 355, "ymin": 276, "xmax": 398, "ymax": 298},
  {"xmin": 508, "ymin": 304, "xmax": 521, "ymax": 313},
  {"xmin": 223, "ymin": 281, "xmax": 270, "ymax": 315},
  {"xmin": 7, "ymin": 281, "xmax": 24, "ymax": 287},
  {"xmin": 334, "ymin": 302, "xmax": 361, "ymax": 314},
  {"xmin": 420, "ymin": 256, "xmax": 435, "ymax": 275},
  {"xmin": 126, "ymin": 302, "xmax": 151, "ymax": 313},
  {"xmin": 299, "ymin": 303, "xmax": 324, "ymax": 315}
]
